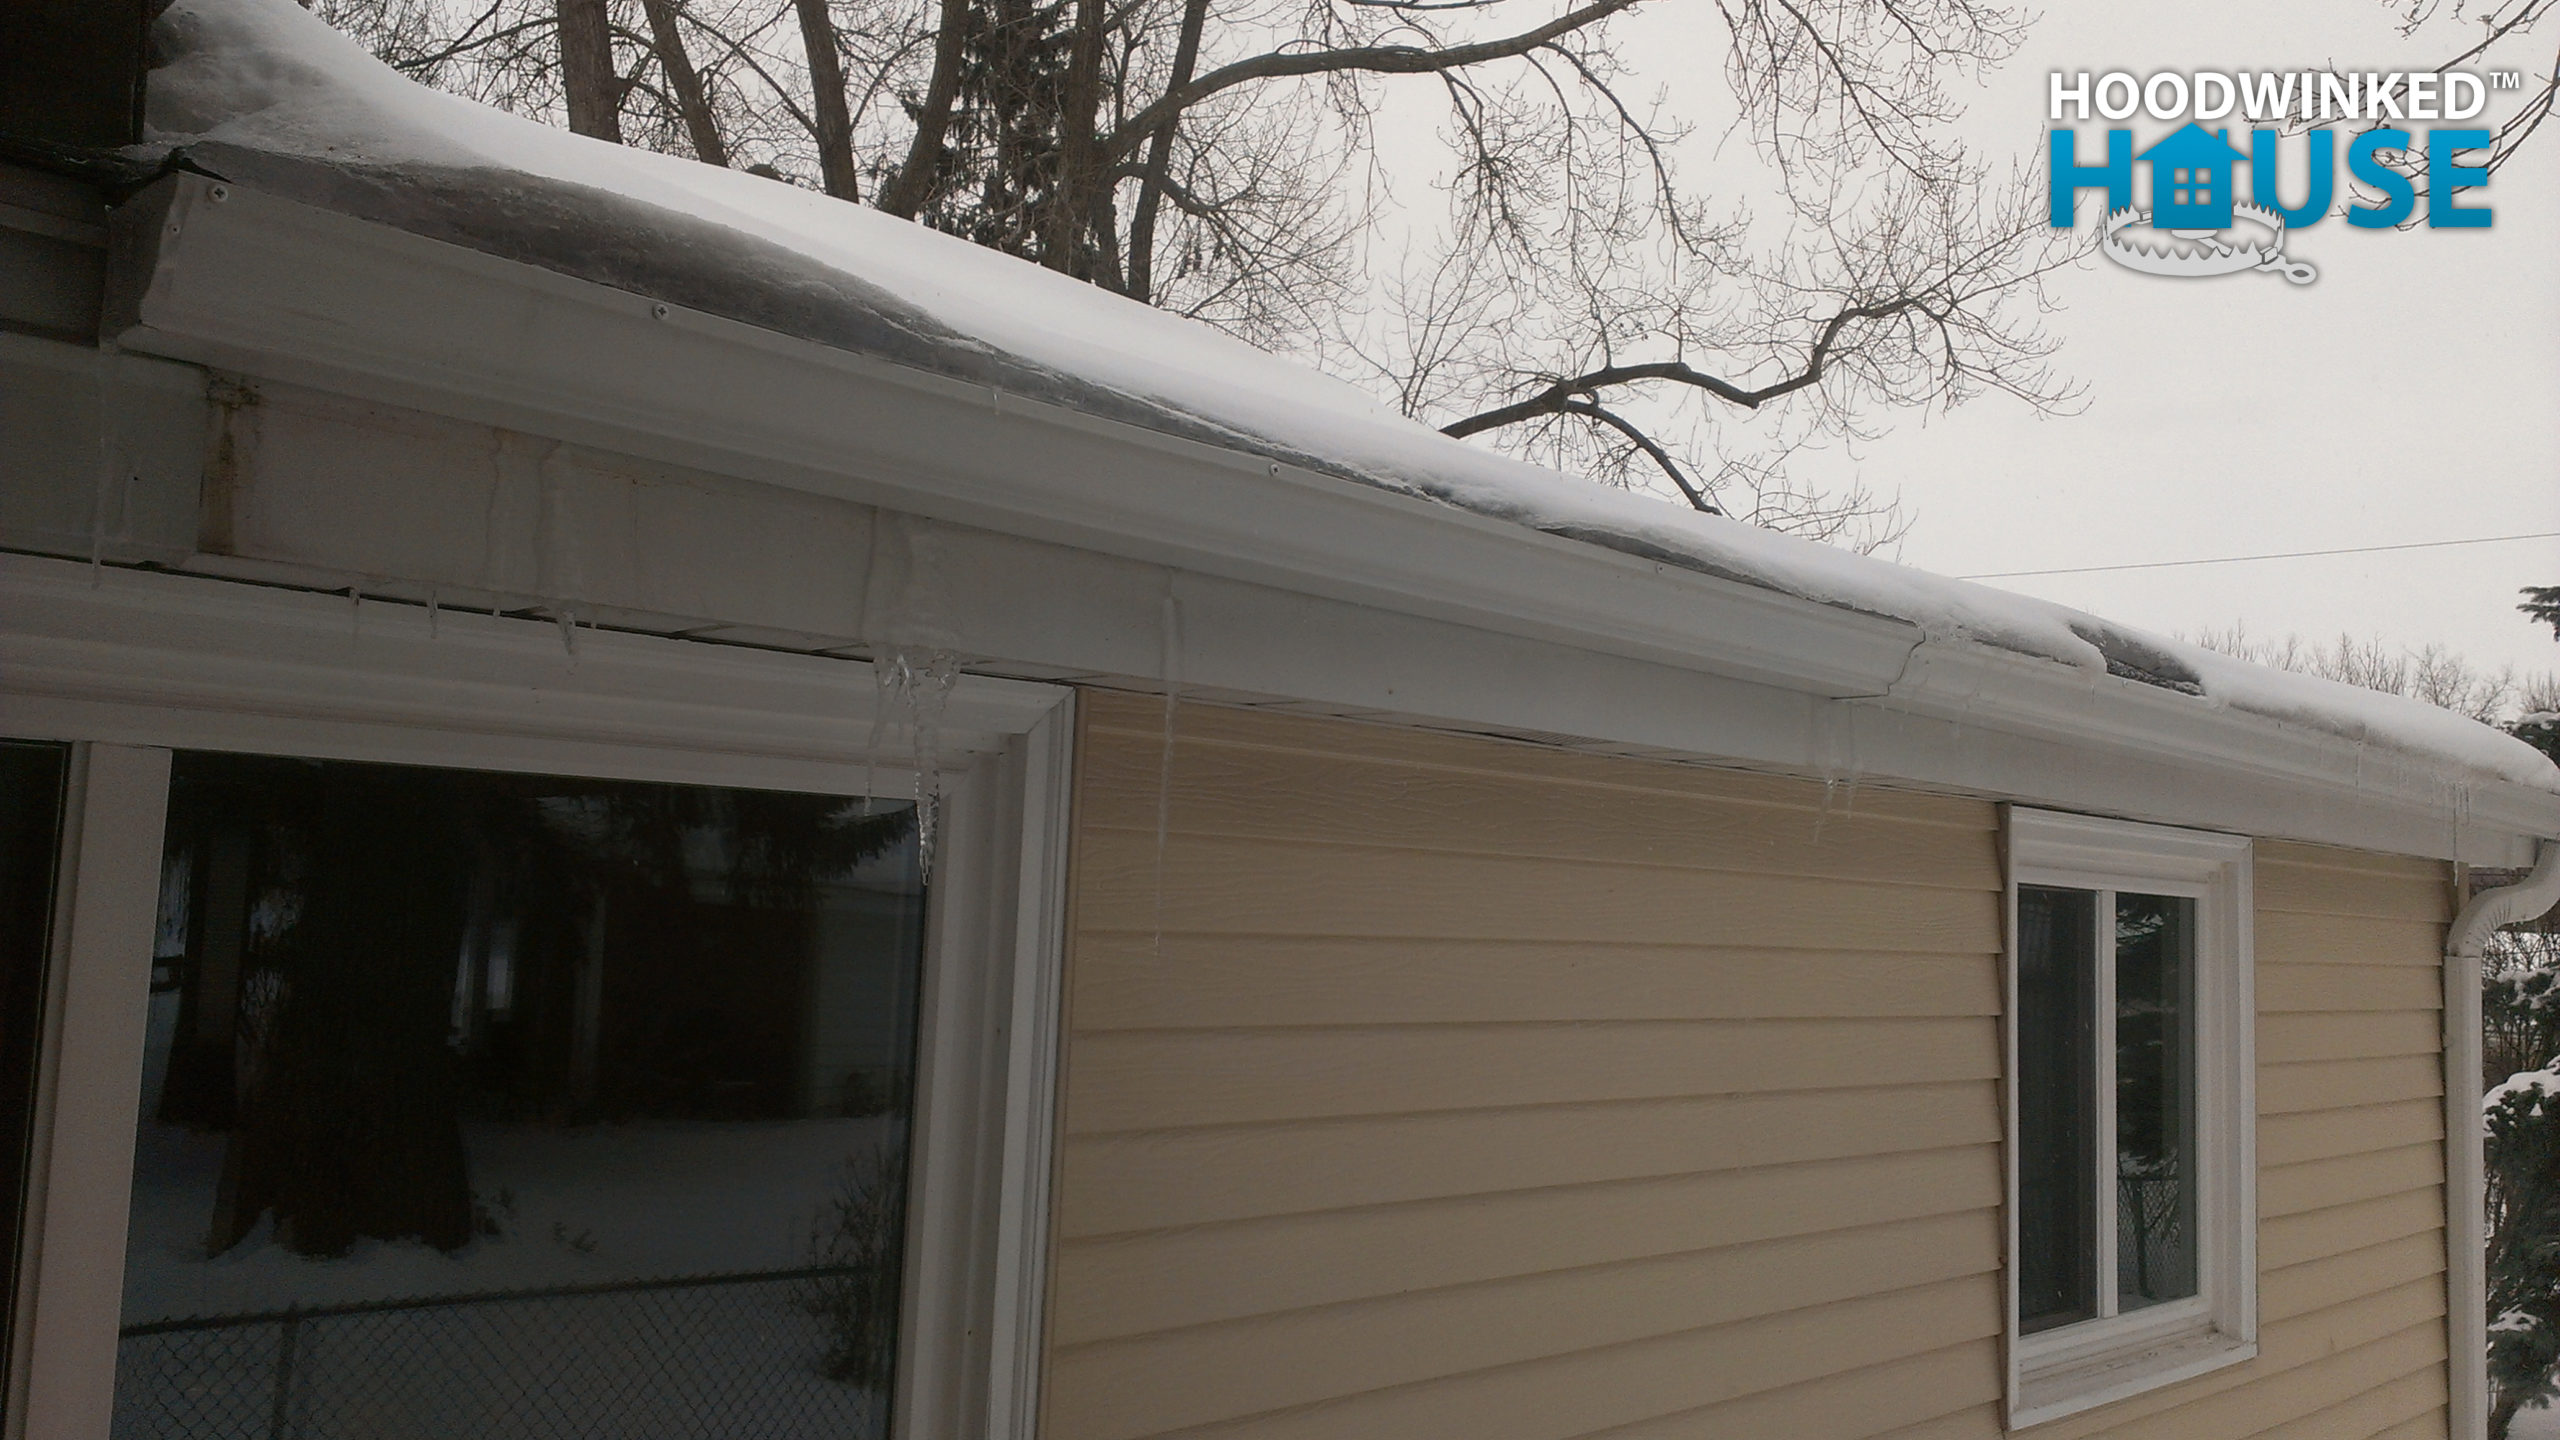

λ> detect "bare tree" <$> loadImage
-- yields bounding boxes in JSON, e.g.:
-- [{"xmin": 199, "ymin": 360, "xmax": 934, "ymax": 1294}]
[
  {"xmin": 793, "ymin": 0, "xmax": 861, "ymax": 195},
  {"xmin": 2188, "ymin": 624, "xmax": 2544, "ymax": 726},
  {"xmin": 306, "ymin": 0, "xmax": 2082, "ymax": 547},
  {"xmin": 640, "ymin": 0, "xmax": 730, "ymax": 162},
  {"xmin": 554, "ymin": 0, "xmax": 625, "ymax": 139}
]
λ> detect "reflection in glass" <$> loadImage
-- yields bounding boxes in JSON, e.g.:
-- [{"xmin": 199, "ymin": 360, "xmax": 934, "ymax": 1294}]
[
  {"xmin": 2116, "ymin": 891, "xmax": 2199, "ymax": 1312},
  {"xmin": 118, "ymin": 753, "xmax": 925, "ymax": 1438},
  {"xmin": 2017, "ymin": 884, "xmax": 2098, "ymax": 1334}
]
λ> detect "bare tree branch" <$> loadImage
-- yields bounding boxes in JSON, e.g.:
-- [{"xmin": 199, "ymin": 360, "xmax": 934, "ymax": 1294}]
[
  {"xmin": 794, "ymin": 0, "xmax": 861, "ymax": 199},
  {"xmin": 879, "ymin": 0, "xmax": 968, "ymax": 217},
  {"xmin": 555, "ymin": 0, "xmax": 624, "ymax": 140},
  {"xmin": 1105, "ymin": 0, "xmax": 1645, "ymax": 160},
  {"xmin": 640, "ymin": 0, "xmax": 729, "ymax": 164},
  {"xmin": 1441, "ymin": 296, "xmax": 1927, "ymax": 437},
  {"xmin": 1125, "ymin": 0, "xmax": 1207, "ymax": 301},
  {"xmin": 1557, "ymin": 398, "xmax": 1720, "ymax": 513}
]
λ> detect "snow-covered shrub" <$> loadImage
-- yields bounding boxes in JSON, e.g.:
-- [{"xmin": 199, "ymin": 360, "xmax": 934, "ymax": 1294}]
[{"xmin": 2488, "ymin": 928, "xmax": 2560, "ymax": 1439}]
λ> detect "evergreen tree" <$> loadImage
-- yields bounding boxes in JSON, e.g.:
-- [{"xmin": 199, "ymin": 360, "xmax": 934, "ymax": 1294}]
[
  {"xmin": 2522, "ymin": 587, "xmax": 2560, "ymax": 642},
  {"xmin": 2489, "ymin": 945, "xmax": 2560, "ymax": 1438},
  {"xmin": 2519, "ymin": 588, "xmax": 2559, "ymax": 764},
  {"xmin": 2488, "ymin": 588, "xmax": 2560, "ymax": 1436}
]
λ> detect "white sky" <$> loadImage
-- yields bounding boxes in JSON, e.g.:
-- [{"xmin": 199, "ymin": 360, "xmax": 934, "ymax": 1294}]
[
  {"xmin": 1375, "ymin": 0, "xmax": 2560, "ymax": 685},
  {"xmin": 1715, "ymin": 1, "xmax": 2560, "ymax": 681}
]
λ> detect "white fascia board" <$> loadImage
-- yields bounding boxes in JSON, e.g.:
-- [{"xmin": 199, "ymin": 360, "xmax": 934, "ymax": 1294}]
[
  {"xmin": 104, "ymin": 173, "xmax": 1922, "ymax": 699},
  {"xmin": 102, "ymin": 173, "xmax": 2560, "ymax": 860}
]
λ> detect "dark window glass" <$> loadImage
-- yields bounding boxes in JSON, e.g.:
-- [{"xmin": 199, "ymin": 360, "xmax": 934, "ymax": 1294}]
[
  {"xmin": 118, "ymin": 753, "xmax": 925, "ymax": 1438},
  {"xmin": 2018, "ymin": 884, "xmax": 2097, "ymax": 1334},
  {"xmin": 0, "ymin": 741, "xmax": 69, "ymax": 1383},
  {"xmin": 2116, "ymin": 892, "xmax": 2199, "ymax": 1311}
]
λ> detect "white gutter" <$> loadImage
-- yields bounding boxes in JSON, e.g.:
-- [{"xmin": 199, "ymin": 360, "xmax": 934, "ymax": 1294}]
[
  {"xmin": 2446, "ymin": 842, "xmax": 2560, "ymax": 1439},
  {"xmin": 97, "ymin": 171, "xmax": 2560, "ymax": 863}
]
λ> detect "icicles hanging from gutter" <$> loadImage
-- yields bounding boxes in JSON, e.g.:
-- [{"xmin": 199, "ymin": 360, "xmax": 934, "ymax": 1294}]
[
  {"xmin": 869, "ymin": 648, "xmax": 961, "ymax": 880},
  {"xmin": 1153, "ymin": 590, "xmax": 1182, "ymax": 960}
]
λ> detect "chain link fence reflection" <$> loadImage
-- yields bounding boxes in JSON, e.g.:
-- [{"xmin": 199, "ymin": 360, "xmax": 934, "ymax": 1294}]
[{"xmin": 115, "ymin": 1268, "xmax": 883, "ymax": 1440}]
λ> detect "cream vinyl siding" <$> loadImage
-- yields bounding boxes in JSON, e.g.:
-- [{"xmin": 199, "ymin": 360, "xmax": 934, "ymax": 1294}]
[{"xmin": 1039, "ymin": 695, "xmax": 2452, "ymax": 1439}]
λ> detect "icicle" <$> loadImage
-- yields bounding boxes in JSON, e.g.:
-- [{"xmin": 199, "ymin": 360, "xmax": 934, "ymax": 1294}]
[
  {"xmin": 1154, "ymin": 592, "xmax": 1182, "ymax": 958},
  {"xmin": 349, "ymin": 586, "xmax": 363, "ymax": 638},
  {"xmin": 427, "ymin": 587, "xmax": 440, "ymax": 638},
  {"xmin": 903, "ymin": 650, "xmax": 960, "ymax": 879},
  {"xmin": 556, "ymin": 607, "xmax": 578, "ymax": 657},
  {"xmin": 859, "ymin": 657, "xmax": 895, "ymax": 818},
  {"xmin": 87, "ymin": 473, "xmax": 108, "ymax": 586},
  {"xmin": 1837, "ymin": 708, "xmax": 1864, "ymax": 819},
  {"xmin": 863, "ymin": 649, "xmax": 962, "ymax": 877},
  {"xmin": 89, "ymin": 341, "xmax": 131, "ymax": 588},
  {"xmin": 1810, "ymin": 701, "xmax": 1844, "ymax": 843}
]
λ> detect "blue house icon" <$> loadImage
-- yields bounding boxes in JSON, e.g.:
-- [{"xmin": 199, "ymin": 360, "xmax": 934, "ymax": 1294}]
[{"xmin": 2139, "ymin": 123, "xmax": 2248, "ymax": 230}]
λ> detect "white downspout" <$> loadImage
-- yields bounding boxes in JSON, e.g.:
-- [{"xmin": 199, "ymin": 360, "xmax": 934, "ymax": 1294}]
[{"xmin": 2448, "ymin": 842, "xmax": 2560, "ymax": 1439}]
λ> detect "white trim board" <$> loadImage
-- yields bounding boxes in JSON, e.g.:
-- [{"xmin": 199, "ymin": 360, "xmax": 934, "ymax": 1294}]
[
  {"xmin": 9, "ymin": 745, "xmax": 168, "ymax": 1440},
  {"xmin": 0, "ymin": 554, "xmax": 1060, "ymax": 791}
]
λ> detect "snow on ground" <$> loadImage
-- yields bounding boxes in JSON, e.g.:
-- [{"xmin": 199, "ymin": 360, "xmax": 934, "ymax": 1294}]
[
  {"xmin": 124, "ymin": 1111, "xmax": 891, "ymax": 1323},
  {"xmin": 118, "ymin": 991, "xmax": 897, "ymax": 1436},
  {"xmin": 2516, "ymin": 1405, "xmax": 2560, "ymax": 1439},
  {"xmin": 121, "ymin": 1112, "xmax": 895, "ymax": 1438},
  {"xmin": 124, "ymin": 985, "xmax": 894, "ymax": 1325},
  {"xmin": 116, "ymin": 1277, "xmax": 882, "ymax": 1440},
  {"xmin": 136, "ymin": 0, "xmax": 2560, "ymax": 795}
]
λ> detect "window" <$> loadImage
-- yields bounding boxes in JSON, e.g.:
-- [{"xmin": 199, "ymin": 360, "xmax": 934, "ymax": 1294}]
[
  {"xmin": 2007, "ymin": 809, "xmax": 2254, "ymax": 1428},
  {"xmin": 119, "ymin": 754, "xmax": 928, "ymax": 1437},
  {"xmin": 0, "ymin": 559, "xmax": 1071, "ymax": 1440}
]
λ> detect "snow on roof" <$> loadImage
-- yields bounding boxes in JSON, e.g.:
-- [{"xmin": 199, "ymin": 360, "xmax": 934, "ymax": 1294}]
[{"xmin": 140, "ymin": 0, "xmax": 2558, "ymax": 793}]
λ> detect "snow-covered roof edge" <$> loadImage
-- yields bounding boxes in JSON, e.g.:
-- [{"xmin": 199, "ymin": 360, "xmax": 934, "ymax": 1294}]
[{"xmin": 132, "ymin": 0, "xmax": 2560, "ymax": 796}]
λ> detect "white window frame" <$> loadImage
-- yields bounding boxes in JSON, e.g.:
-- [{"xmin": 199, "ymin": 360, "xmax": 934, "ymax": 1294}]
[
  {"xmin": 2005, "ymin": 807, "xmax": 2256, "ymax": 1429},
  {"xmin": 0, "ymin": 552, "xmax": 1072, "ymax": 1440}
]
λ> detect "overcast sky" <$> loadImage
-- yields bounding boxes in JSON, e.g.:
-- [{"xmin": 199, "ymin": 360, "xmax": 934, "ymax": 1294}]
[
  {"xmin": 1745, "ymin": 1, "xmax": 2558, "ymax": 682},
  {"xmin": 1474, "ymin": 0, "xmax": 2560, "ymax": 686}
]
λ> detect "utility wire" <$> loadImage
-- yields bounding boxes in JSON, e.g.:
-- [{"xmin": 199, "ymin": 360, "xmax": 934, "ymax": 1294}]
[{"xmin": 1959, "ymin": 530, "xmax": 2560, "ymax": 581}]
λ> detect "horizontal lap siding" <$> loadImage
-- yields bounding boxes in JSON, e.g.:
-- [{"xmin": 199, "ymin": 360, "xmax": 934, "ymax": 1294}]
[
  {"xmin": 1043, "ymin": 695, "xmax": 2005, "ymax": 1439},
  {"xmin": 2028, "ymin": 839, "xmax": 2454, "ymax": 1440},
  {"xmin": 1037, "ymin": 699, "xmax": 2456, "ymax": 1439}
]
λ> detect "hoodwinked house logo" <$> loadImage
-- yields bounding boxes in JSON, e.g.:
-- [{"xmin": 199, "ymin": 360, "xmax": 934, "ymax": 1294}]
[{"xmin": 2048, "ymin": 69, "xmax": 2509, "ymax": 285}]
